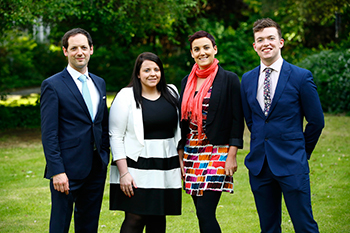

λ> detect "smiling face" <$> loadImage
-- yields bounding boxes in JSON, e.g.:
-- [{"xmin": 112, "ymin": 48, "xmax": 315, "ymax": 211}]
[
  {"xmin": 191, "ymin": 37, "xmax": 217, "ymax": 70},
  {"xmin": 253, "ymin": 27, "xmax": 284, "ymax": 66},
  {"xmin": 63, "ymin": 33, "xmax": 93, "ymax": 74},
  {"xmin": 138, "ymin": 60, "xmax": 161, "ymax": 91}
]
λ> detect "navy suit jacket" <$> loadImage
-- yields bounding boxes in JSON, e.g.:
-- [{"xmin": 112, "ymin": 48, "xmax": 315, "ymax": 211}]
[
  {"xmin": 41, "ymin": 68, "xmax": 110, "ymax": 180},
  {"xmin": 241, "ymin": 60, "xmax": 324, "ymax": 176}
]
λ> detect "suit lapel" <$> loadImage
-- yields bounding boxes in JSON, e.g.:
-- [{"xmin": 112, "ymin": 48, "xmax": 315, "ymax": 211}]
[
  {"xmin": 206, "ymin": 67, "xmax": 223, "ymax": 125},
  {"xmin": 61, "ymin": 69, "xmax": 91, "ymax": 120},
  {"xmin": 130, "ymin": 89, "xmax": 144, "ymax": 146},
  {"xmin": 269, "ymin": 60, "xmax": 291, "ymax": 116},
  {"xmin": 89, "ymin": 73, "xmax": 104, "ymax": 121}
]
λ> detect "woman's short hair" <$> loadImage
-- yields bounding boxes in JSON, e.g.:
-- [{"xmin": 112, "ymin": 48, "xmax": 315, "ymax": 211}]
[{"xmin": 188, "ymin": 30, "xmax": 216, "ymax": 50}]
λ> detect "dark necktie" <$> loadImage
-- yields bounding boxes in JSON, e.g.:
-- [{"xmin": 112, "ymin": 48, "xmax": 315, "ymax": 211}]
[
  {"xmin": 263, "ymin": 68, "xmax": 272, "ymax": 116},
  {"xmin": 78, "ymin": 75, "xmax": 94, "ymax": 121}
]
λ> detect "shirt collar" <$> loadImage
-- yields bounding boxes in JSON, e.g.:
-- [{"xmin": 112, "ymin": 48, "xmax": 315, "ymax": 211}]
[
  {"xmin": 67, "ymin": 64, "xmax": 90, "ymax": 80},
  {"xmin": 260, "ymin": 56, "xmax": 284, "ymax": 74}
]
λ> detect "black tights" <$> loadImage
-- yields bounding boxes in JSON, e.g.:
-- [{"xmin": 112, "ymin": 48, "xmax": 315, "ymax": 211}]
[
  {"xmin": 120, "ymin": 212, "xmax": 166, "ymax": 233},
  {"xmin": 192, "ymin": 191, "xmax": 222, "ymax": 233}
]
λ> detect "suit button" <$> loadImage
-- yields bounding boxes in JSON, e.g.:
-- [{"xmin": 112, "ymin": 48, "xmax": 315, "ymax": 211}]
[
  {"xmin": 265, "ymin": 138, "xmax": 268, "ymax": 141},
  {"xmin": 265, "ymin": 120, "xmax": 268, "ymax": 123}
]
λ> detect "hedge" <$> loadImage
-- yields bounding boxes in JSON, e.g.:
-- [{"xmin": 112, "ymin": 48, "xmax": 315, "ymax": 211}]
[
  {"xmin": 296, "ymin": 49, "xmax": 350, "ymax": 114},
  {"xmin": 0, "ymin": 105, "xmax": 41, "ymax": 130}
]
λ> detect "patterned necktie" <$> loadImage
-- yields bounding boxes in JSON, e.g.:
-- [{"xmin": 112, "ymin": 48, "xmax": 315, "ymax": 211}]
[
  {"xmin": 263, "ymin": 68, "xmax": 272, "ymax": 116},
  {"xmin": 78, "ymin": 75, "xmax": 94, "ymax": 121}
]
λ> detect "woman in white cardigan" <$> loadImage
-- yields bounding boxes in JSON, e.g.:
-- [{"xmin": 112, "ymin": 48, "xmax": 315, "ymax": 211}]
[{"xmin": 109, "ymin": 52, "xmax": 182, "ymax": 233}]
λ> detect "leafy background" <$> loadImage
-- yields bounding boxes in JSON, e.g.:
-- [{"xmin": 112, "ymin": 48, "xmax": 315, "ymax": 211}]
[{"xmin": 1, "ymin": 0, "xmax": 350, "ymax": 129}]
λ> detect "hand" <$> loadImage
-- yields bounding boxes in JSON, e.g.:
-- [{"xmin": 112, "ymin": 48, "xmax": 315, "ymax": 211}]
[
  {"xmin": 178, "ymin": 149, "xmax": 185, "ymax": 181},
  {"xmin": 120, "ymin": 173, "xmax": 137, "ymax": 197},
  {"xmin": 225, "ymin": 146, "xmax": 238, "ymax": 176},
  {"xmin": 225, "ymin": 156, "xmax": 238, "ymax": 176},
  {"xmin": 53, "ymin": 173, "xmax": 69, "ymax": 195}
]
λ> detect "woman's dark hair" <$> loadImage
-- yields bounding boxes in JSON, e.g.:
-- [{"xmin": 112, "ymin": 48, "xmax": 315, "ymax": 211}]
[
  {"xmin": 188, "ymin": 30, "xmax": 216, "ymax": 50},
  {"xmin": 62, "ymin": 28, "xmax": 93, "ymax": 49},
  {"xmin": 128, "ymin": 52, "xmax": 178, "ymax": 109}
]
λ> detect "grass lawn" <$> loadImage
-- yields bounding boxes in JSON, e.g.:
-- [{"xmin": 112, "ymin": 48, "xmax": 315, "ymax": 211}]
[{"xmin": 0, "ymin": 114, "xmax": 349, "ymax": 232}]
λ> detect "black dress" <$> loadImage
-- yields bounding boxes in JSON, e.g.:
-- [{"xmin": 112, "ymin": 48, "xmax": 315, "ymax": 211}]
[{"xmin": 109, "ymin": 95, "xmax": 182, "ymax": 215}]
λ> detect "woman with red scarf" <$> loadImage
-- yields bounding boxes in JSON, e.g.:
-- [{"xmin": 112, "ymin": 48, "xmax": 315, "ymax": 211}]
[{"xmin": 178, "ymin": 31, "xmax": 244, "ymax": 233}]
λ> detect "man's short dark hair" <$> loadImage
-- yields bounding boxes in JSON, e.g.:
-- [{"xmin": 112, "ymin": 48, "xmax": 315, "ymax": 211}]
[
  {"xmin": 253, "ymin": 18, "xmax": 282, "ymax": 39},
  {"xmin": 62, "ymin": 28, "xmax": 93, "ymax": 49}
]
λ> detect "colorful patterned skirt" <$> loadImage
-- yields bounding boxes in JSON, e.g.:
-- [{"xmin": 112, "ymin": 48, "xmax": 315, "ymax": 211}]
[{"xmin": 183, "ymin": 122, "xmax": 234, "ymax": 196}]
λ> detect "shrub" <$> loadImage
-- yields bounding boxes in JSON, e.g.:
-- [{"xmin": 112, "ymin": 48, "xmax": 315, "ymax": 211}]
[
  {"xmin": 0, "ymin": 104, "xmax": 41, "ymax": 130},
  {"xmin": 296, "ymin": 49, "xmax": 350, "ymax": 114}
]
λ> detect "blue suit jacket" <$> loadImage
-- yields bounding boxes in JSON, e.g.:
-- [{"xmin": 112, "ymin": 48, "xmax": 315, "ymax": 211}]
[
  {"xmin": 241, "ymin": 60, "xmax": 324, "ymax": 176},
  {"xmin": 41, "ymin": 68, "xmax": 110, "ymax": 180}
]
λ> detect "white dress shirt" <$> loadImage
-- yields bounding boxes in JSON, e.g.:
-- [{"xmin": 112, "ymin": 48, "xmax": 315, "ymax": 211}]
[
  {"xmin": 67, "ymin": 65, "xmax": 100, "ymax": 120},
  {"xmin": 256, "ymin": 57, "xmax": 284, "ymax": 111}
]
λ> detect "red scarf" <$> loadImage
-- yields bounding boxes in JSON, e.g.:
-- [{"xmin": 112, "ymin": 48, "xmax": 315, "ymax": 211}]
[{"xmin": 181, "ymin": 58, "xmax": 219, "ymax": 137}]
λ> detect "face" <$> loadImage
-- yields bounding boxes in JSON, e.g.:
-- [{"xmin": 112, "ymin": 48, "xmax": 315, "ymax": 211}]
[
  {"xmin": 191, "ymin": 37, "xmax": 217, "ymax": 70},
  {"xmin": 138, "ymin": 60, "xmax": 161, "ymax": 90},
  {"xmin": 63, "ymin": 33, "xmax": 93, "ymax": 73},
  {"xmin": 253, "ymin": 27, "xmax": 284, "ymax": 66}
]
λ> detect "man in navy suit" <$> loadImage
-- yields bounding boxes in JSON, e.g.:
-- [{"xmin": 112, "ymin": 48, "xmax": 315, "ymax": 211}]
[
  {"xmin": 41, "ymin": 28, "xmax": 109, "ymax": 233},
  {"xmin": 241, "ymin": 18, "xmax": 324, "ymax": 232}
]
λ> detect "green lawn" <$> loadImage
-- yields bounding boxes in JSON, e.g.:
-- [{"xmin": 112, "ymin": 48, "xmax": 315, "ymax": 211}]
[{"xmin": 0, "ymin": 115, "xmax": 349, "ymax": 232}]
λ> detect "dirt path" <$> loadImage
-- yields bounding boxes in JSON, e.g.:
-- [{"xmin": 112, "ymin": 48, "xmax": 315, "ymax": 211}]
[
  {"xmin": 0, "ymin": 128, "xmax": 41, "ymax": 148},
  {"xmin": 7, "ymin": 87, "xmax": 41, "ymax": 96}
]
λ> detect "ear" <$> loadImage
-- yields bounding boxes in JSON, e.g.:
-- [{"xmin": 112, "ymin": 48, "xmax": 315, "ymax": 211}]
[
  {"xmin": 62, "ymin": 47, "xmax": 68, "ymax": 57},
  {"xmin": 279, "ymin": 38, "xmax": 284, "ymax": 49},
  {"xmin": 214, "ymin": 45, "xmax": 218, "ymax": 55},
  {"xmin": 90, "ymin": 45, "xmax": 94, "ymax": 55},
  {"xmin": 190, "ymin": 49, "xmax": 194, "ymax": 58},
  {"xmin": 253, "ymin": 42, "xmax": 257, "ymax": 52}
]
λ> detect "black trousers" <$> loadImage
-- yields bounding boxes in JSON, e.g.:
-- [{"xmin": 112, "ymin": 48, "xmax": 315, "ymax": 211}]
[{"xmin": 49, "ymin": 153, "xmax": 107, "ymax": 233}]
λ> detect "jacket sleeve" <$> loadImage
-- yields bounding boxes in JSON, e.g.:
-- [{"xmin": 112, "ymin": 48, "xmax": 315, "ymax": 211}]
[
  {"xmin": 300, "ymin": 70, "xmax": 324, "ymax": 158},
  {"xmin": 40, "ymin": 79, "xmax": 65, "ymax": 178},
  {"xmin": 240, "ymin": 73, "xmax": 253, "ymax": 132},
  {"xmin": 109, "ymin": 88, "xmax": 131, "ymax": 162},
  {"xmin": 228, "ymin": 73, "xmax": 244, "ymax": 148},
  {"xmin": 177, "ymin": 76, "xmax": 190, "ymax": 150}
]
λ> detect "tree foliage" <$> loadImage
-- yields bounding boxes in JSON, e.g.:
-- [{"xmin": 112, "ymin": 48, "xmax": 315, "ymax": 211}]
[
  {"xmin": 244, "ymin": 0, "xmax": 350, "ymax": 61},
  {"xmin": 0, "ymin": 0, "xmax": 37, "ymax": 33},
  {"xmin": 0, "ymin": 0, "xmax": 349, "ymax": 108},
  {"xmin": 37, "ymin": 0, "xmax": 204, "ymax": 45}
]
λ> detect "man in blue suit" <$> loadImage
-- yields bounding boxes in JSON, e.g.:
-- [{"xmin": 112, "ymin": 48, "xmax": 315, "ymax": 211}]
[
  {"xmin": 41, "ymin": 28, "xmax": 109, "ymax": 233},
  {"xmin": 241, "ymin": 18, "xmax": 324, "ymax": 232}
]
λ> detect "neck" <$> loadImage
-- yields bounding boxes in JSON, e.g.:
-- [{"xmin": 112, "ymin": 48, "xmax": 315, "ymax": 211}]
[
  {"xmin": 70, "ymin": 64, "xmax": 87, "ymax": 74},
  {"xmin": 262, "ymin": 54, "xmax": 281, "ymax": 67},
  {"xmin": 141, "ymin": 86, "xmax": 160, "ymax": 100}
]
